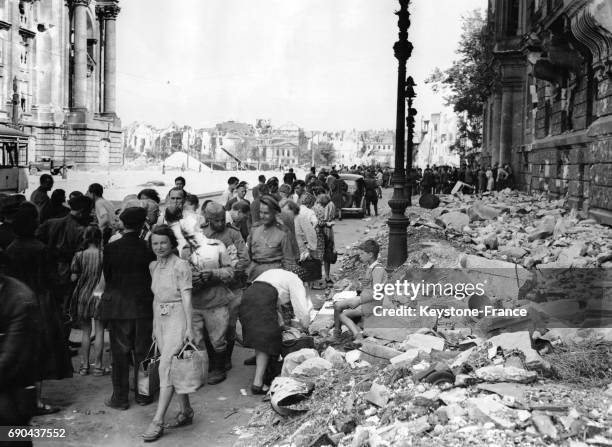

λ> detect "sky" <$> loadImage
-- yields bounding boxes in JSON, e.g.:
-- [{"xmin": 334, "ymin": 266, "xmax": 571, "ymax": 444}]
[{"xmin": 116, "ymin": 0, "xmax": 487, "ymax": 131}]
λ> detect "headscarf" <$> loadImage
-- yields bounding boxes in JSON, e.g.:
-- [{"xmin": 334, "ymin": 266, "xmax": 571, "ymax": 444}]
[{"xmin": 300, "ymin": 192, "xmax": 316, "ymax": 208}]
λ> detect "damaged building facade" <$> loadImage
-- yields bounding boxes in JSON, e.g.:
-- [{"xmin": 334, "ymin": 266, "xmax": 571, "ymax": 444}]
[
  {"xmin": 483, "ymin": 0, "xmax": 612, "ymax": 224},
  {"xmin": 0, "ymin": 0, "xmax": 121, "ymax": 166}
]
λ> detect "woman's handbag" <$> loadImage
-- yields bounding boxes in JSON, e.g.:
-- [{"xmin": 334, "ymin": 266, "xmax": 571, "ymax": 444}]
[
  {"xmin": 138, "ymin": 342, "xmax": 160, "ymax": 398},
  {"xmin": 170, "ymin": 341, "xmax": 208, "ymax": 394}
]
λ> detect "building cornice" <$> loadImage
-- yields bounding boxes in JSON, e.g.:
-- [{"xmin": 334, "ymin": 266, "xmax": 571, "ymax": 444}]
[
  {"xmin": 571, "ymin": 0, "xmax": 612, "ymax": 76},
  {"xmin": 96, "ymin": 4, "xmax": 120, "ymax": 20}
]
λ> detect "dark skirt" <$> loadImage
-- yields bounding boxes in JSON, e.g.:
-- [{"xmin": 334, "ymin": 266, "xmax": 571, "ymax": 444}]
[
  {"xmin": 239, "ymin": 282, "xmax": 281, "ymax": 356},
  {"xmin": 37, "ymin": 290, "xmax": 73, "ymax": 380}
]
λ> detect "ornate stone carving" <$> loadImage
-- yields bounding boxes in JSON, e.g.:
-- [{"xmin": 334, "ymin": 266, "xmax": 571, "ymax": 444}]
[
  {"xmin": 571, "ymin": 0, "xmax": 612, "ymax": 76},
  {"xmin": 96, "ymin": 4, "xmax": 120, "ymax": 20}
]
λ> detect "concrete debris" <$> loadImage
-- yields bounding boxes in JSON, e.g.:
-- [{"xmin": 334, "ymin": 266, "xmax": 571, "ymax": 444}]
[
  {"xmin": 401, "ymin": 333, "xmax": 446, "ymax": 353},
  {"xmin": 240, "ymin": 189, "xmax": 612, "ymax": 447},
  {"xmin": 531, "ymin": 411, "xmax": 559, "ymax": 440},
  {"xmin": 467, "ymin": 395, "xmax": 518, "ymax": 429},
  {"xmin": 468, "ymin": 202, "xmax": 501, "ymax": 221},
  {"xmin": 389, "ymin": 349, "xmax": 420, "ymax": 367},
  {"xmin": 437, "ymin": 211, "xmax": 470, "ymax": 232},
  {"xmin": 487, "ymin": 331, "xmax": 549, "ymax": 371},
  {"xmin": 366, "ymin": 383, "xmax": 391, "ymax": 407},
  {"xmin": 474, "ymin": 365, "xmax": 538, "ymax": 383}
]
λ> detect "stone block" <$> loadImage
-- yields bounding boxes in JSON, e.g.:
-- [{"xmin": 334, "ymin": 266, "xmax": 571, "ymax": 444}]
[
  {"xmin": 589, "ymin": 163, "xmax": 612, "ymax": 186},
  {"xmin": 598, "ymin": 77, "xmax": 612, "ymax": 97},
  {"xmin": 366, "ymin": 383, "xmax": 390, "ymax": 407},
  {"xmin": 597, "ymin": 97, "xmax": 612, "ymax": 116},
  {"xmin": 590, "ymin": 185, "xmax": 612, "ymax": 209},
  {"xmin": 568, "ymin": 180, "xmax": 585, "ymax": 197},
  {"xmin": 586, "ymin": 140, "xmax": 612, "ymax": 163}
]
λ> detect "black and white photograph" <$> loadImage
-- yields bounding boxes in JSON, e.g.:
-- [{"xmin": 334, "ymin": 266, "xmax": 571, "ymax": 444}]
[{"xmin": 0, "ymin": 0, "xmax": 611, "ymax": 446}]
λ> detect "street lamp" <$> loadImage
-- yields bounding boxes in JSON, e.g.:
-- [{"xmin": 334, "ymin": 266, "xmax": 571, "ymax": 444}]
[
  {"xmin": 387, "ymin": 0, "xmax": 413, "ymax": 269},
  {"xmin": 61, "ymin": 120, "xmax": 69, "ymax": 179},
  {"xmin": 405, "ymin": 76, "xmax": 417, "ymax": 201}
]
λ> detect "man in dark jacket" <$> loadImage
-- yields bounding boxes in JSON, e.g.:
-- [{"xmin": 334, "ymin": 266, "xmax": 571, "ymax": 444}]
[
  {"xmin": 36, "ymin": 195, "xmax": 92, "ymax": 313},
  {"xmin": 0, "ymin": 274, "xmax": 38, "ymax": 444},
  {"xmin": 99, "ymin": 207, "xmax": 155, "ymax": 409}
]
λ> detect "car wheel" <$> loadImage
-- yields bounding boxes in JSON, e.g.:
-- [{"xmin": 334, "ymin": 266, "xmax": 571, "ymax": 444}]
[{"xmin": 29, "ymin": 167, "xmax": 38, "ymax": 175}]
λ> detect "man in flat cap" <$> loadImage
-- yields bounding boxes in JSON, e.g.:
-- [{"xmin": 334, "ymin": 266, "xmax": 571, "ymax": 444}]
[{"xmin": 99, "ymin": 207, "xmax": 155, "ymax": 409}]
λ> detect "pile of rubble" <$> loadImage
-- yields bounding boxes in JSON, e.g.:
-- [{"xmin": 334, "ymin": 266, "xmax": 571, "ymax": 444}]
[
  {"xmin": 236, "ymin": 329, "xmax": 612, "ymax": 447},
  {"xmin": 410, "ymin": 189, "xmax": 612, "ymax": 269},
  {"xmin": 235, "ymin": 190, "xmax": 612, "ymax": 446}
]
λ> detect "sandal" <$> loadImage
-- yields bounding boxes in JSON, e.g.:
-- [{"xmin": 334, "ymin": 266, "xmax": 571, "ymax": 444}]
[
  {"xmin": 78, "ymin": 365, "xmax": 90, "ymax": 376},
  {"xmin": 35, "ymin": 403, "xmax": 60, "ymax": 416},
  {"xmin": 165, "ymin": 408, "xmax": 194, "ymax": 429},
  {"xmin": 142, "ymin": 420, "xmax": 164, "ymax": 442}
]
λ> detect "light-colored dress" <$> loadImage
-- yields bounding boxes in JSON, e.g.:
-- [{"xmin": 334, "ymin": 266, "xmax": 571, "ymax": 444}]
[
  {"xmin": 71, "ymin": 247, "xmax": 104, "ymax": 322},
  {"xmin": 150, "ymin": 254, "xmax": 192, "ymax": 388}
]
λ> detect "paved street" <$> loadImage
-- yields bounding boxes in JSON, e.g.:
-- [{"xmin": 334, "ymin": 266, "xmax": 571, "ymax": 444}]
[{"xmin": 33, "ymin": 189, "xmax": 393, "ymax": 447}]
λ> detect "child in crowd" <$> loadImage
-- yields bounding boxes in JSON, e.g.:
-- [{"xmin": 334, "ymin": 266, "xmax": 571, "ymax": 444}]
[
  {"xmin": 71, "ymin": 225, "xmax": 107, "ymax": 376},
  {"xmin": 331, "ymin": 239, "xmax": 388, "ymax": 340}
]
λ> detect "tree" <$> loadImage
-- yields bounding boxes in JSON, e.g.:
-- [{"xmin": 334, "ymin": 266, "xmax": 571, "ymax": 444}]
[
  {"xmin": 315, "ymin": 141, "xmax": 335, "ymax": 165},
  {"xmin": 426, "ymin": 9, "xmax": 496, "ymax": 153}
]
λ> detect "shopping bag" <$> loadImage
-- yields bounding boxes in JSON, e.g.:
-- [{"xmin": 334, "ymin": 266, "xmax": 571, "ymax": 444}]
[
  {"xmin": 170, "ymin": 341, "xmax": 208, "ymax": 394},
  {"xmin": 138, "ymin": 342, "xmax": 160, "ymax": 397}
]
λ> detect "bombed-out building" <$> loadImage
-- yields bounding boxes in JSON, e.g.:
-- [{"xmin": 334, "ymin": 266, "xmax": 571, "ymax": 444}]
[
  {"xmin": 483, "ymin": 0, "xmax": 612, "ymax": 224},
  {"xmin": 0, "ymin": 0, "xmax": 121, "ymax": 166}
]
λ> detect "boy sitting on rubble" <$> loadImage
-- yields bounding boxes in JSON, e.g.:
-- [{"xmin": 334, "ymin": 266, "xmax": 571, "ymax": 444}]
[{"xmin": 331, "ymin": 239, "xmax": 388, "ymax": 340}]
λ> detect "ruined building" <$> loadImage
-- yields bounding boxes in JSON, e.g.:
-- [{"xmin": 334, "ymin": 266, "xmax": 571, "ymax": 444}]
[
  {"xmin": 483, "ymin": 0, "xmax": 612, "ymax": 224},
  {"xmin": 0, "ymin": 0, "xmax": 121, "ymax": 166}
]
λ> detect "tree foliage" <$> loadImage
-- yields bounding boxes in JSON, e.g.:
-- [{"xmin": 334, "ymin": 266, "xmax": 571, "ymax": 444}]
[{"xmin": 426, "ymin": 9, "xmax": 495, "ymax": 151}]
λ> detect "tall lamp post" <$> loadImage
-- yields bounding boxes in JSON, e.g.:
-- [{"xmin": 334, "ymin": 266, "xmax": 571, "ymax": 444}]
[
  {"xmin": 405, "ymin": 76, "xmax": 416, "ymax": 201},
  {"xmin": 61, "ymin": 120, "xmax": 69, "ymax": 180},
  {"xmin": 387, "ymin": 0, "xmax": 413, "ymax": 269}
]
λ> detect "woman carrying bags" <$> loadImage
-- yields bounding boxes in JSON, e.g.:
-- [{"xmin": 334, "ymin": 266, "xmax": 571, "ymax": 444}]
[{"xmin": 143, "ymin": 225, "xmax": 194, "ymax": 443}]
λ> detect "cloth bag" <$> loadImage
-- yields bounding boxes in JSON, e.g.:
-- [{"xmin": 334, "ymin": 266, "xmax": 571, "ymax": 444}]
[
  {"xmin": 170, "ymin": 341, "xmax": 208, "ymax": 394},
  {"xmin": 280, "ymin": 328, "xmax": 315, "ymax": 358},
  {"xmin": 138, "ymin": 342, "xmax": 160, "ymax": 398}
]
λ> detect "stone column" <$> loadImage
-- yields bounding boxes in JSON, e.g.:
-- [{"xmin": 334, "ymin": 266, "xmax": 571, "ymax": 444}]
[
  {"xmin": 490, "ymin": 91, "xmax": 502, "ymax": 166},
  {"xmin": 71, "ymin": 0, "xmax": 90, "ymax": 110},
  {"xmin": 97, "ymin": 3, "xmax": 120, "ymax": 115},
  {"xmin": 499, "ymin": 86, "xmax": 514, "ymax": 165}
]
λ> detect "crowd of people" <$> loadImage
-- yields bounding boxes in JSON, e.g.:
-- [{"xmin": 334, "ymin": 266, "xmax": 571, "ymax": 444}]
[
  {"xmin": 0, "ymin": 165, "xmax": 390, "ymax": 444},
  {"xmin": 412, "ymin": 162, "xmax": 515, "ymax": 195}
]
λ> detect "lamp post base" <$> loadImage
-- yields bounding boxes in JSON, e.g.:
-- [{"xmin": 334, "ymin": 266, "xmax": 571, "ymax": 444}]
[{"xmin": 387, "ymin": 179, "xmax": 410, "ymax": 269}]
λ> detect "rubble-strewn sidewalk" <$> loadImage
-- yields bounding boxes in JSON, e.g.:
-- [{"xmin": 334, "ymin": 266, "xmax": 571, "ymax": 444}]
[{"xmin": 235, "ymin": 190, "xmax": 612, "ymax": 447}]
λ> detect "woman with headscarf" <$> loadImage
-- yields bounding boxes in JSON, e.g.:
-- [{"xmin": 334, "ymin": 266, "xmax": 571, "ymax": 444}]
[
  {"xmin": 298, "ymin": 192, "xmax": 323, "ymax": 286},
  {"xmin": 239, "ymin": 268, "xmax": 312, "ymax": 394},
  {"xmin": 314, "ymin": 194, "xmax": 336, "ymax": 286}
]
